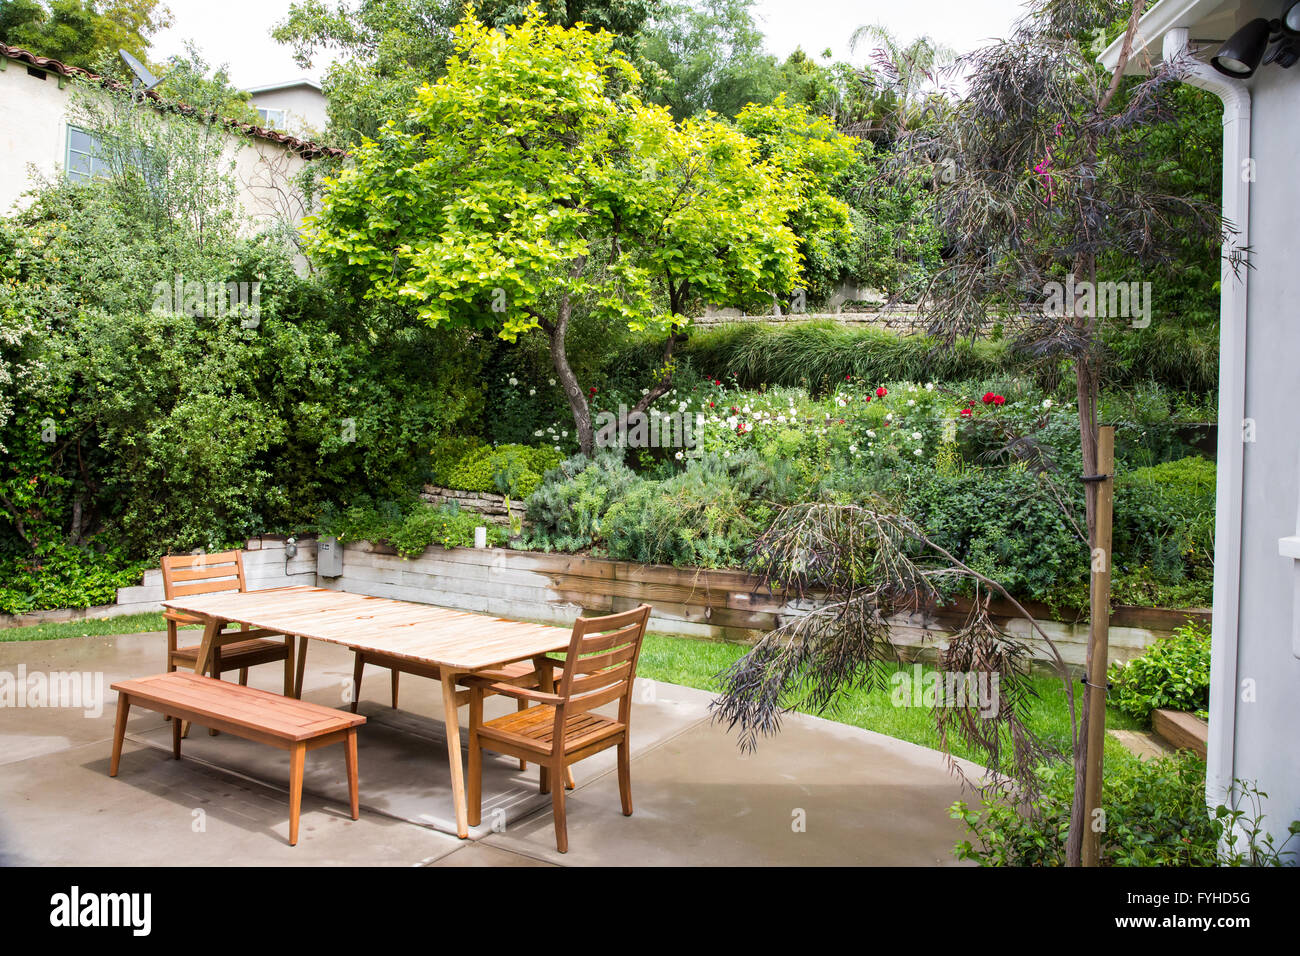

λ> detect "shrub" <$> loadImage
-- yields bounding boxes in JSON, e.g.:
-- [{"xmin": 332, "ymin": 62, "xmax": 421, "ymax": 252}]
[
  {"xmin": 0, "ymin": 543, "xmax": 149, "ymax": 615},
  {"xmin": 1111, "ymin": 456, "xmax": 1215, "ymax": 607},
  {"xmin": 429, "ymin": 440, "xmax": 564, "ymax": 499},
  {"xmin": 951, "ymin": 753, "xmax": 1294, "ymax": 866},
  {"xmin": 603, "ymin": 452, "xmax": 778, "ymax": 567},
  {"xmin": 313, "ymin": 496, "xmax": 504, "ymax": 558},
  {"xmin": 896, "ymin": 464, "xmax": 1084, "ymax": 607},
  {"xmin": 1108, "ymin": 618, "xmax": 1211, "ymax": 722},
  {"xmin": 523, "ymin": 453, "xmax": 641, "ymax": 552}
]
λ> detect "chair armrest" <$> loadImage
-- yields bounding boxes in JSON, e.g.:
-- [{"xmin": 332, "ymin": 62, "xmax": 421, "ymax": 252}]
[{"xmin": 463, "ymin": 677, "xmax": 563, "ymax": 707}]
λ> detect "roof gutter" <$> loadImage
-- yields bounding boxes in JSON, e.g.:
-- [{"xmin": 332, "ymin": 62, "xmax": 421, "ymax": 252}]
[{"xmin": 1159, "ymin": 26, "xmax": 1250, "ymax": 811}]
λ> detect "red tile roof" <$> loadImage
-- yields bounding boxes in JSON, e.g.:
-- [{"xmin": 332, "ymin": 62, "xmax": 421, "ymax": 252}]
[{"xmin": 1, "ymin": 42, "xmax": 346, "ymax": 159}]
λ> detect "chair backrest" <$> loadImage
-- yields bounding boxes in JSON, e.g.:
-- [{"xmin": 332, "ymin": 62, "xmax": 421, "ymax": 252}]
[
  {"xmin": 554, "ymin": 604, "xmax": 651, "ymax": 728},
  {"xmin": 160, "ymin": 550, "xmax": 248, "ymax": 601}
]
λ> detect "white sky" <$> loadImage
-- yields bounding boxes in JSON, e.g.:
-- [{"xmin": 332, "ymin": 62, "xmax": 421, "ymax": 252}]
[{"xmin": 149, "ymin": 0, "xmax": 1033, "ymax": 90}]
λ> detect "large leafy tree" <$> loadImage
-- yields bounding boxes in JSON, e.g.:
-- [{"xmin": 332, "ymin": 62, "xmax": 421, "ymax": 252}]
[
  {"xmin": 309, "ymin": 10, "xmax": 849, "ymax": 454},
  {"xmin": 273, "ymin": 0, "xmax": 659, "ymax": 145},
  {"xmin": 0, "ymin": 0, "xmax": 171, "ymax": 68}
]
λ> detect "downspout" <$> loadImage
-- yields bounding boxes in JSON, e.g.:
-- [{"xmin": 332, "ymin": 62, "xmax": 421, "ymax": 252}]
[{"xmin": 1160, "ymin": 27, "xmax": 1250, "ymax": 811}]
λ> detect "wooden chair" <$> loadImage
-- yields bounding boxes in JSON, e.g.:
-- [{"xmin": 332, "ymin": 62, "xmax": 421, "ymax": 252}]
[
  {"xmin": 350, "ymin": 650, "xmax": 574, "ymax": 785},
  {"xmin": 466, "ymin": 604, "xmax": 651, "ymax": 853},
  {"xmin": 161, "ymin": 551, "xmax": 297, "ymax": 699}
]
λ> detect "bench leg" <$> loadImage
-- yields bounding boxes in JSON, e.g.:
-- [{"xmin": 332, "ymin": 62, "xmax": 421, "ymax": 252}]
[
  {"xmin": 172, "ymin": 712, "xmax": 182, "ymax": 759},
  {"xmin": 288, "ymin": 743, "xmax": 306, "ymax": 846},
  {"xmin": 440, "ymin": 671, "xmax": 470, "ymax": 839},
  {"xmin": 110, "ymin": 693, "xmax": 131, "ymax": 777},
  {"xmin": 391, "ymin": 668, "xmax": 400, "ymax": 709},
  {"xmin": 345, "ymin": 729, "xmax": 359, "ymax": 821}
]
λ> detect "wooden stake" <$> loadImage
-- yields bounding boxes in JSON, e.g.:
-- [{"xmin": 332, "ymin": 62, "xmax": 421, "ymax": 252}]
[{"xmin": 1082, "ymin": 425, "xmax": 1115, "ymax": 867}]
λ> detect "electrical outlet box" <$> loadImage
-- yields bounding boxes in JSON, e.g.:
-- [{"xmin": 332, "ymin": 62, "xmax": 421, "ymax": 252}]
[{"xmin": 317, "ymin": 536, "xmax": 343, "ymax": 578}]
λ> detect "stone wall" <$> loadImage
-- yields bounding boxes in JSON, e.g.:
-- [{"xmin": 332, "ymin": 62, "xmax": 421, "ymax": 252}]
[{"xmin": 419, "ymin": 485, "xmax": 526, "ymax": 526}]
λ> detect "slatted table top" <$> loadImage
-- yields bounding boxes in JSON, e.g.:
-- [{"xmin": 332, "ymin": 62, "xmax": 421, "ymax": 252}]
[{"xmin": 163, "ymin": 586, "xmax": 573, "ymax": 671}]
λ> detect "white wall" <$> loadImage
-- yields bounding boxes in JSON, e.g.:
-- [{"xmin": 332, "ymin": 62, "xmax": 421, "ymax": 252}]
[
  {"xmin": 1218, "ymin": 61, "xmax": 1300, "ymax": 848},
  {"xmin": 247, "ymin": 85, "xmax": 328, "ymax": 139},
  {"xmin": 0, "ymin": 54, "xmax": 317, "ymax": 235}
]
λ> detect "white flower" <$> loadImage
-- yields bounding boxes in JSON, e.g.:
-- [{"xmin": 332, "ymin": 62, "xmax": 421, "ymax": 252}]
[
  {"xmin": 641, "ymin": 388, "xmax": 650, "ymax": 395},
  {"xmin": 914, "ymin": 448, "xmax": 923, "ymax": 457},
  {"xmin": 925, "ymin": 382, "xmax": 935, "ymax": 391},
  {"xmin": 561, "ymin": 430, "xmax": 568, "ymax": 438},
  {"xmin": 508, "ymin": 377, "xmax": 518, "ymax": 386},
  {"xmin": 848, "ymin": 444, "xmax": 858, "ymax": 454},
  {"xmin": 528, "ymin": 388, "xmax": 536, "ymax": 396},
  {"xmin": 907, "ymin": 399, "xmax": 916, "ymax": 407},
  {"xmin": 674, "ymin": 451, "xmax": 683, "ymax": 460},
  {"xmin": 534, "ymin": 430, "xmax": 543, "ymax": 437},
  {"xmin": 1042, "ymin": 398, "xmax": 1054, "ymax": 409},
  {"xmin": 723, "ymin": 450, "xmax": 731, "ymax": 458},
  {"xmin": 836, "ymin": 398, "xmax": 846, "ymax": 407},
  {"xmin": 885, "ymin": 413, "xmax": 893, "ymax": 422},
  {"xmin": 866, "ymin": 429, "xmax": 876, "ymax": 438},
  {"xmin": 911, "ymin": 431, "xmax": 922, "ymax": 441},
  {"xmin": 548, "ymin": 378, "xmax": 556, "ymax": 386}
]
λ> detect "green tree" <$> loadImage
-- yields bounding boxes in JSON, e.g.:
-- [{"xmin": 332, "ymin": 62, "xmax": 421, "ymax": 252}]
[
  {"xmin": 309, "ymin": 10, "xmax": 844, "ymax": 454},
  {"xmin": 273, "ymin": 0, "xmax": 658, "ymax": 145},
  {"xmin": 0, "ymin": 0, "xmax": 171, "ymax": 68}
]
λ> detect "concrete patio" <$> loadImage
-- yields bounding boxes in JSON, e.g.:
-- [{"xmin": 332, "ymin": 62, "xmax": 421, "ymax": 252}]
[{"xmin": 0, "ymin": 629, "xmax": 979, "ymax": 866}]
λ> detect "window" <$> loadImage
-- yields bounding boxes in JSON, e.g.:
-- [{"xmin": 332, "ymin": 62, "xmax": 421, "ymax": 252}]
[
  {"xmin": 256, "ymin": 108, "xmax": 287, "ymax": 131},
  {"xmin": 65, "ymin": 125, "xmax": 112, "ymax": 183}
]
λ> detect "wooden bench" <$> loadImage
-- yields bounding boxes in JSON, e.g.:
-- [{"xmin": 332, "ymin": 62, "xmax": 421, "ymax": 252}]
[{"xmin": 110, "ymin": 672, "xmax": 366, "ymax": 846}]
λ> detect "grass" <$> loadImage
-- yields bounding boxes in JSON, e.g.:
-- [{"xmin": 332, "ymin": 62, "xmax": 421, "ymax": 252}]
[
  {"xmin": 0, "ymin": 612, "xmax": 192, "ymax": 643},
  {"xmin": 0, "ymin": 616, "xmax": 1142, "ymax": 768},
  {"xmin": 638, "ymin": 632, "xmax": 1144, "ymax": 768}
]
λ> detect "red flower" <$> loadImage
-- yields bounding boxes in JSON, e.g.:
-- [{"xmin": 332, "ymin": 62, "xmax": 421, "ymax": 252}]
[
  {"xmin": 589, "ymin": 386, "xmax": 597, "ymax": 395},
  {"xmin": 864, "ymin": 395, "xmax": 871, "ymax": 402},
  {"xmin": 993, "ymin": 394, "xmax": 1006, "ymax": 406},
  {"xmin": 982, "ymin": 392, "xmax": 995, "ymax": 404},
  {"xmin": 960, "ymin": 408, "xmax": 973, "ymax": 417},
  {"xmin": 876, "ymin": 386, "xmax": 887, "ymax": 398},
  {"xmin": 845, "ymin": 374, "xmax": 852, "ymax": 381},
  {"xmin": 709, "ymin": 401, "xmax": 715, "ymax": 408},
  {"xmin": 731, "ymin": 406, "xmax": 738, "ymax": 414}
]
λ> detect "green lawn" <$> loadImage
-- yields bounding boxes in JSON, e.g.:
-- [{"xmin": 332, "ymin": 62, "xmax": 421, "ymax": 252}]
[{"xmin": 0, "ymin": 616, "xmax": 1142, "ymax": 767}]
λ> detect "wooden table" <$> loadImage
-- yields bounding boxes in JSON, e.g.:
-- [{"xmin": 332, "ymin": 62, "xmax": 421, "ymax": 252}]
[{"xmin": 162, "ymin": 585, "xmax": 573, "ymax": 837}]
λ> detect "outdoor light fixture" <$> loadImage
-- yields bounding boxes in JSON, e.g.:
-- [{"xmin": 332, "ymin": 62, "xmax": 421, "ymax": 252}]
[
  {"xmin": 1211, "ymin": 8, "xmax": 1300, "ymax": 77},
  {"xmin": 1283, "ymin": 0, "xmax": 1300, "ymax": 35},
  {"xmin": 1212, "ymin": 18, "xmax": 1273, "ymax": 77}
]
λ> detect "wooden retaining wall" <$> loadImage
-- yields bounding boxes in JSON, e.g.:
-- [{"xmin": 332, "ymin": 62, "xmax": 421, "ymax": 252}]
[{"xmin": 320, "ymin": 541, "xmax": 1210, "ymax": 674}]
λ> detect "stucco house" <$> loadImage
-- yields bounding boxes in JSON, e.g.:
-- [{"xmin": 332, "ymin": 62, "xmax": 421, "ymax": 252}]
[
  {"xmin": 1100, "ymin": 0, "xmax": 1300, "ymax": 851},
  {"xmin": 0, "ymin": 43, "xmax": 342, "ymax": 227},
  {"xmin": 245, "ymin": 78, "xmax": 328, "ymax": 138}
]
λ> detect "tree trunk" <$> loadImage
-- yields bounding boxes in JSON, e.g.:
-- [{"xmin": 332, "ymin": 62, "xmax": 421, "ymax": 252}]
[{"xmin": 545, "ymin": 291, "xmax": 594, "ymax": 457}]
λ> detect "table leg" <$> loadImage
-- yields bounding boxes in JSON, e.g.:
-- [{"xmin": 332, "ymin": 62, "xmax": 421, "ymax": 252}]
[
  {"xmin": 440, "ymin": 669, "xmax": 470, "ymax": 839},
  {"xmin": 181, "ymin": 617, "xmax": 224, "ymax": 739}
]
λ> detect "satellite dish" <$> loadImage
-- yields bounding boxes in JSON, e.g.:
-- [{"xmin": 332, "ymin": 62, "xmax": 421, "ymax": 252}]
[{"xmin": 118, "ymin": 49, "xmax": 164, "ymax": 95}]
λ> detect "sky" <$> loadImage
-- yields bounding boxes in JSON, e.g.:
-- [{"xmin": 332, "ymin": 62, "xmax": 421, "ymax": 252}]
[{"xmin": 149, "ymin": 0, "xmax": 1034, "ymax": 91}]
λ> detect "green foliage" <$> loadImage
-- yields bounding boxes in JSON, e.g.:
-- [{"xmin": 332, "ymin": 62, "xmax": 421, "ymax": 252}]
[
  {"xmin": 1111, "ymin": 456, "xmax": 1215, "ymax": 607},
  {"xmin": 428, "ymin": 439, "xmax": 564, "ymax": 499},
  {"xmin": 273, "ymin": 0, "xmax": 657, "ymax": 145},
  {"xmin": 523, "ymin": 453, "xmax": 641, "ymax": 552},
  {"xmin": 1108, "ymin": 619, "xmax": 1211, "ymax": 723},
  {"xmin": 314, "ymin": 496, "xmax": 506, "ymax": 558},
  {"xmin": 666, "ymin": 322, "xmax": 1017, "ymax": 394},
  {"xmin": 950, "ymin": 754, "xmax": 1290, "ymax": 867},
  {"xmin": 603, "ymin": 450, "xmax": 779, "ymax": 566},
  {"xmin": 0, "ymin": 0, "xmax": 171, "ymax": 69},
  {"xmin": 896, "ymin": 464, "xmax": 1085, "ymax": 607},
  {"xmin": 0, "ymin": 542, "xmax": 147, "ymax": 615}
]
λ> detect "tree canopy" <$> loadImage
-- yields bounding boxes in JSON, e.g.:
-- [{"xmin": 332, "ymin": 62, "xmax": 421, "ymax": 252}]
[
  {"xmin": 309, "ymin": 9, "xmax": 854, "ymax": 452},
  {"xmin": 0, "ymin": 0, "xmax": 172, "ymax": 68}
]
